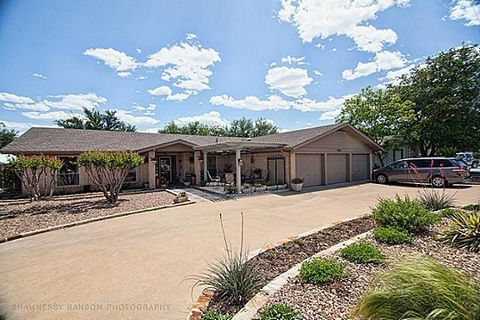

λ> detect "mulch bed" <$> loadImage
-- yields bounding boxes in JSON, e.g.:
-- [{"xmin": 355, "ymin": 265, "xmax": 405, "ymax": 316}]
[
  {"xmin": 0, "ymin": 191, "xmax": 176, "ymax": 240},
  {"xmin": 266, "ymin": 221, "xmax": 480, "ymax": 320},
  {"xmin": 206, "ymin": 216, "xmax": 375, "ymax": 316}
]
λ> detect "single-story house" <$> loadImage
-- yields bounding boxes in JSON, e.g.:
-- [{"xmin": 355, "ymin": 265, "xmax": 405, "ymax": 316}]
[{"xmin": 0, "ymin": 123, "xmax": 382, "ymax": 194}]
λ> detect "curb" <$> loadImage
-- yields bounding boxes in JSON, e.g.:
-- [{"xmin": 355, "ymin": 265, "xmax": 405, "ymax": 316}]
[
  {"xmin": 232, "ymin": 231, "xmax": 372, "ymax": 320},
  {"xmin": 0, "ymin": 200, "xmax": 194, "ymax": 244},
  {"xmin": 186, "ymin": 214, "xmax": 367, "ymax": 320}
]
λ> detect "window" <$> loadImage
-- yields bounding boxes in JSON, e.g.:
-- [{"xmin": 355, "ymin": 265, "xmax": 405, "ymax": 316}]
[
  {"xmin": 57, "ymin": 157, "xmax": 79, "ymax": 186},
  {"xmin": 433, "ymin": 159, "xmax": 454, "ymax": 167},
  {"xmin": 389, "ymin": 161, "xmax": 407, "ymax": 169},
  {"xmin": 408, "ymin": 159, "xmax": 431, "ymax": 168},
  {"xmin": 125, "ymin": 168, "xmax": 137, "ymax": 182}
]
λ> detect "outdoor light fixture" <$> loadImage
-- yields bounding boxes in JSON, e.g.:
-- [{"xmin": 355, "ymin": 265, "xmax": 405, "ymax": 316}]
[{"xmin": 238, "ymin": 159, "xmax": 243, "ymax": 166}]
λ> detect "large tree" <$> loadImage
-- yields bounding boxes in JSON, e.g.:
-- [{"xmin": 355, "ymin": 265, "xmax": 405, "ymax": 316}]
[
  {"xmin": 337, "ymin": 87, "xmax": 415, "ymax": 166},
  {"xmin": 55, "ymin": 107, "xmax": 136, "ymax": 132},
  {"xmin": 159, "ymin": 117, "xmax": 277, "ymax": 138},
  {"xmin": 0, "ymin": 122, "xmax": 17, "ymax": 149},
  {"xmin": 395, "ymin": 44, "xmax": 480, "ymax": 156}
]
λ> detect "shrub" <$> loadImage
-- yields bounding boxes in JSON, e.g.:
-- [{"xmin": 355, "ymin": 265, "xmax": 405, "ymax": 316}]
[
  {"xmin": 78, "ymin": 151, "xmax": 143, "ymax": 204},
  {"xmin": 199, "ymin": 180, "xmax": 207, "ymax": 187},
  {"xmin": 438, "ymin": 210, "xmax": 480, "ymax": 253},
  {"xmin": 373, "ymin": 227, "xmax": 412, "ymax": 245},
  {"xmin": 300, "ymin": 258, "xmax": 345, "ymax": 285},
  {"xmin": 439, "ymin": 207, "xmax": 459, "ymax": 218},
  {"xmin": 260, "ymin": 303, "xmax": 301, "ymax": 320},
  {"xmin": 371, "ymin": 195, "xmax": 440, "ymax": 234},
  {"xmin": 354, "ymin": 255, "xmax": 480, "ymax": 320},
  {"xmin": 418, "ymin": 188, "xmax": 455, "ymax": 210},
  {"xmin": 340, "ymin": 242, "xmax": 385, "ymax": 264},
  {"xmin": 193, "ymin": 213, "xmax": 261, "ymax": 304},
  {"xmin": 201, "ymin": 311, "xmax": 231, "ymax": 320},
  {"xmin": 225, "ymin": 184, "xmax": 236, "ymax": 194}
]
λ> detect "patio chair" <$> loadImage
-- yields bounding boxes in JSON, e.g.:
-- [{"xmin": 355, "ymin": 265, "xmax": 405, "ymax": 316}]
[
  {"xmin": 224, "ymin": 172, "xmax": 234, "ymax": 190},
  {"xmin": 207, "ymin": 170, "xmax": 221, "ymax": 186}
]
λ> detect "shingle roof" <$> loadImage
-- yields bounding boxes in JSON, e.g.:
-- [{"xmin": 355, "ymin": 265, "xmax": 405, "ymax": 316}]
[
  {"xmin": 0, "ymin": 127, "xmax": 245, "ymax": 154},
  {"xmin": 0, "ymin": 123, "xmax": 380, "ymax": 154}
]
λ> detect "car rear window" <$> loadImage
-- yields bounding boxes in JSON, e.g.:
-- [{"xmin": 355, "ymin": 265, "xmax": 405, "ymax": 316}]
[{"xmin": 433, "ymin": 159, "xmax": 454, "ymax": 167}]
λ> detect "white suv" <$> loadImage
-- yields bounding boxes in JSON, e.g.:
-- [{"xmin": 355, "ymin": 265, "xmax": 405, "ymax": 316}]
[{"xmin": 456, "ymin": 152, "xmax": 479, "ymax": 168}]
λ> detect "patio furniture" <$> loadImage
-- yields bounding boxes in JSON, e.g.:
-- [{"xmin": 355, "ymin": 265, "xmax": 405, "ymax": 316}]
[{"xmin": 207, "ymin": 170, "xmax": 221, "ymax": 186}]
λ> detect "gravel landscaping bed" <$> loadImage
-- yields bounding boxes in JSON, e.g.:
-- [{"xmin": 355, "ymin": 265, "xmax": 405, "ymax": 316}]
[
  {"xmin": 267, "ymin": 223, "xmax": 480, "ymax": 320},
  {"xmin": 0, "ymin": 191, "xmax": 176, "ymax": 239},
  {"xmin": 206, "ymin": 216, "xmax": 375, "ymax": 316}
]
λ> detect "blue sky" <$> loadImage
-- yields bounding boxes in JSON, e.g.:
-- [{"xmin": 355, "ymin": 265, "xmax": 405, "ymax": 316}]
[{"xmin": 0, "ymin": 0, "xmax": 479, "ymax": 134}]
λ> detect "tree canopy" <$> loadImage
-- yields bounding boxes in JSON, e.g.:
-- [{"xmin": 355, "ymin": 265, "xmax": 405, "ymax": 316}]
[
  {"xmin": 337, "ymin": 44, "xmax": 480, "ymax": 158},
  {"xmin": 55, "ymin": 107, "xmax": 136, "ymax": 132},
  {"xmin": 159, "ymin": 117, "xmax": 278, "ymax": 137},
  {"xmin": 0, "ymin": 122, "xmax": 17, "ymax": 149}
]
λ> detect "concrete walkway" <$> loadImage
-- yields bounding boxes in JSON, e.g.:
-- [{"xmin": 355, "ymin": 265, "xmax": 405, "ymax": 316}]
[{"xmin": 0, "ymin": 183, "xmax": 478, "ymax": 320}]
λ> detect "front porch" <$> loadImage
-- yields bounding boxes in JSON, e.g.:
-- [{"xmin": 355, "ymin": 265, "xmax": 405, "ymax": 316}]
[{"xmin": 141, "ymin": 140, "xmax": 289, "ymax": 193}]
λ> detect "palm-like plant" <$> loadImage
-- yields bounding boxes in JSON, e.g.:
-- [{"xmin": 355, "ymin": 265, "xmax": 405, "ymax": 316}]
[{"xmin": 438, "ymin": 210, "xmax": 480, "ymax": 252}]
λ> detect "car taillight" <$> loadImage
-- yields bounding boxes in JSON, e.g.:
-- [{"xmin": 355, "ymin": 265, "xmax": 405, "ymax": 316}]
[{"xmin": 452, "ymin": 167, "xmax": 465, "ymax": 172}]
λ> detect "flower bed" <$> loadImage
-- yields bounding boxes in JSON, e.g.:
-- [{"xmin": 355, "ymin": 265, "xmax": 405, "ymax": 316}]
[
  {"xmin": 0, "ymin": 190, "xmax": 176, "ymax": 240},
  {"xmin": 264, "ymin": 219, "xmax": 480, "ymax": 320},
  {"xmin": 204, "ymin": 216, "xmax": 375, "ymax": 316}
]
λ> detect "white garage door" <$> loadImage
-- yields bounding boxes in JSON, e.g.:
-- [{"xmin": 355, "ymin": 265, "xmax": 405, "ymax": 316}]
[
  {"xmin": 327, "ymin": 154, "xmax": 348, "ymax": 184},
  {"xmin": 296, "ymin": 154, "xmax": 323, "ymax": 187},
  {"xmin": 352, "ymin": 154, "xmax": 369, "ymax": 181}
]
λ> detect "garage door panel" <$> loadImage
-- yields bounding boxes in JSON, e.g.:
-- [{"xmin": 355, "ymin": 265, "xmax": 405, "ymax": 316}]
[
  {"xmin": 352, "ymin": 154, "xmax": 369, "ymax": 181},
  {"xmin": 296, "ymin": 154, "xmax": 323, "ymax": 187},
  {"xmin": 327, "ymin": 154, "xmax": 348, "ymax": 184}
]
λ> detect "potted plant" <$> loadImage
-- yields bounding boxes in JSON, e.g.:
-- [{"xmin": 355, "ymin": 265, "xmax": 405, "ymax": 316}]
[
  {"xmin": 291, "ymin": 177, "xmax": 304, "ymax": 192},
  {"xmin": 183, "ymin": 175, "xmax": 191, "ymax": 186},
  {"xmin": 254, "ymin": 182, "xmax": 266, "ymax": 191},
  {"xmin": 242, "ymin": 183, "xmax": 253, "ymax": 193},
  {"xmin": 173, "ymin": 191, "xmax": 189, "ymax": 203},
  {"xmin": 277, "ymin": 182, "xmax": 288, "ymax": 190},
  {"xmin": 199, "ymin": 180, "xmax": 207, "ymax": 187},
  {"xmin": 160, "ymin": 178, "xmax": 168, "ymax": 188},
  {"xmin": 225, "ymin": 184, "xmax": 236, "ymax": 194},
  {"xmin": 266, "ymin": 181, "xmax": 277, "ymax": 191}
]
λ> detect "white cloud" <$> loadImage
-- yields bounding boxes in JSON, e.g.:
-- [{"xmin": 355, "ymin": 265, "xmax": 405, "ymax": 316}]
[
  {"xmin": 144, "ymin": 43, "xmax": 220, "ymax": 99},
  {"xmin": 1, "ymin": 92, "xmax": 107, "ymax": 113},
  {"xmin": 313, "ymin": 69, "xmax": 323, "ymax": 76},
  {"xmin": 0, "ymin": 92, "xmax": 35, "ymax": 104},
  {"xmin": 450, "ymin": 0, "xmax": 480, "ymax": 26},
  {"xmin": 22, "ymin": 111, "xmax": 76, "ymax": 120},
  {"xmin": 136, "ymin": 48, "xmax": 142, "ymax": 54},
  {"xmin": 112, "ymin": 109, "xmax": 159, "ymax": 125},
  {"xmin": 281, "ymin": 55, "xmax": 306, "ymax": 65},
  {"xmin": 117, "ymin": 72, "xmax": 131, "ymax": 77},
  {"xmin": 265, "ymin": 66, "xmax": 312, "ymax": 97},
  {"xmin": 342, "ymin": 51, "xmax": 406, "ymax": 80},
  {"xmin": 148, "ymin": 86, "xmax": 172, "ymax": 96},
  {"xmin": 84, "ymin": 48, "xmax": 138, "ymax": 76},
  {"xmin": 174, "ymin": 111, "xmax": 229, "ymax": 127},
  {"xmin": 382, "ymin": 64, "xmax": 416, "ymax": 83},
  {"xmin": 186, "ymin": 33, "xmax": 198, "ymax": 40},
  {"xmin": 278, "ymin": 0, "xmax": 409, "ymax": 52},
  {"xmin": 210, "ymin": 94, "xmax": 350, "ymax": 112},
  {"xmin": 32, "ymin": 73, "xmax": 47, "ymax": 79},
  {"xmin": 165, "ymin": 92, "xmax": 192, "ymax": 102},
  {"xmin": 318, "ymin": 109, "xmax": 342, "ymax": 120},
  {"xmin": 0, "ymin": 119, "xmax": 37, "ymax": 132}
]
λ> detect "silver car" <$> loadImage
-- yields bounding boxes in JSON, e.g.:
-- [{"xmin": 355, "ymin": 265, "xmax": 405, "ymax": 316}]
[{"xmin": 372, "ymin": 157, "xmax": 468, "ymax": 187}]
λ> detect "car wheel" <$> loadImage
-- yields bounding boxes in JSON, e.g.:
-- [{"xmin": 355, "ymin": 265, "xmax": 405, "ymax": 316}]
[
  {"xmin": 376, "ymin": 174, "xmax": 388, "ymax": 184},
  {"xmin": 431, "ymin": 176, "xmax": 446, "ymax": 188}
]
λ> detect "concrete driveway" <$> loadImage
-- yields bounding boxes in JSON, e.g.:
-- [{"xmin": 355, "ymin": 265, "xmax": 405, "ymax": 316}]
[{"xmin": 0, "ymin": 183, "xmax": 478, "ymax": 320}]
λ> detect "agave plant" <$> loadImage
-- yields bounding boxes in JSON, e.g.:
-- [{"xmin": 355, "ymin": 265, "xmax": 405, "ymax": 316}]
[
  {"xmin": 354, "ymin": 254, "xmax": 480, "ymax": 320},
  {"xmin": 438, "ymin": 210, "xmax": 480, "ymax": 253}
]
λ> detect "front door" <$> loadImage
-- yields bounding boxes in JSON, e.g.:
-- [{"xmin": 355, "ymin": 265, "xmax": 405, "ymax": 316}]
[{"xmin": 157, "ymin": 156, "xmax": 172, "ymax": 185}]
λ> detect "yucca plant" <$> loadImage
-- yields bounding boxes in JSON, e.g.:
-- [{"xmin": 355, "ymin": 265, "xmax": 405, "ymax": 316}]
[
  {"xmin": 438, "ymin": 210, "xmax": 480, "ymax": 253},
  {"xmin": 354, "ymin": 255, "xmax": 480, "ymax": 320},
  {"xmin": 193, "ymin": 213, "xmax": 261, "ymax": 304},
  {"xmin": 418, "ymin": 188, "xmax": 456, "ymax": 211}
]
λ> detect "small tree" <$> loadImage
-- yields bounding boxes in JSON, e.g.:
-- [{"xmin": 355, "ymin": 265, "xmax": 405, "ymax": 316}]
[
  {"xmin": 77, "ymin": 151, "xmax": 144, "ymax": 204},
  {"xmin": 12, "ymin": 155, "xmax": 63, "ymax": 201}
]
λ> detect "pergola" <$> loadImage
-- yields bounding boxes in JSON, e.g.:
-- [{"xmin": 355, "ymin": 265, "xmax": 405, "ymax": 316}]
[{"xmin": 194, "ymin": 140, "xmax": 288, "ymax": 193}]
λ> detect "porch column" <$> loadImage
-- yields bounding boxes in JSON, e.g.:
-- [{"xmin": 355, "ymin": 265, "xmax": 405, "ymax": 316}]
[
  {"xmin": 148, "ymin": 150, "xmax": 156, "ymax": 189},
  {"xmin": 289, "ymin": 151, "xmax": 296, "ymax": 184},
  {"xmin": 235, "ymin": 147, "xmax": 242, "ymax": 193},
  {"xmin": 193, "ymin": 151, "xmax": 201, "ymax": 184},
  {"xmin": 203, "ymin": 151, "xmax": 208, "ymax": 182},
  {"xmin": 369, "ymin": 153, "xmax": 374, "ymax": 180}
]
